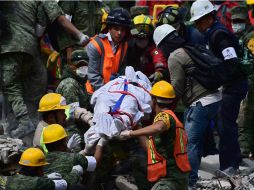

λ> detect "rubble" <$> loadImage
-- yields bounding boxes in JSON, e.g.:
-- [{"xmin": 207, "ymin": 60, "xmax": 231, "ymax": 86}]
[
  {"xmin": 0, "ymin": 135, "xmax": 24, "ymax": 165},
  {"xmin": 196, "ymin": 155, "xmax": 254, "ymax": 189}
]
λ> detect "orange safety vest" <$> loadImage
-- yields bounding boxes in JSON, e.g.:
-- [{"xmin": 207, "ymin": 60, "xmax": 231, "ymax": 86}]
[
  {"xmin": 147, "ymin": 110, "xmax": 191, "ymax": 182},
  {"xmin": 86, "ymin": 35, "xmax": 128, "ymax": 94}
]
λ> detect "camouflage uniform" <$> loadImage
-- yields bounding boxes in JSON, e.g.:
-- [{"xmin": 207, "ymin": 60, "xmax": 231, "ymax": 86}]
[
  {"xmin": 56, "ymin": 1, "xmax": 103, "ymax": 73},
  {"xmin": 231, "ymin": 6, "xmax": 254, "ymax": 156},
  {"xmin": 56, "ymin": 50, "xmax": 91, "ymax": 137},
  {"xmin": 237, "ymin": 27, "xmax": 254, "ymax": 156},
  {"xmin": 44, "ymin": 151, "xmax": 89, "ymax": 186},
  {"xmin": 5, "ymin": 174, "xmax": 55, "ymax": 190},
  {"xmin": 150, "ymin": 112, "xmax": 189, "ymax": 190},
  {"xmin": 0, "ymin": 2, "xmax": 63, "ymax": 138}
]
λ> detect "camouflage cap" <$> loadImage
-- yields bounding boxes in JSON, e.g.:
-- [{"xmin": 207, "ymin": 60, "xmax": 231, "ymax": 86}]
[
  {"xmin": 231, "ymin": 6, "xmax": 248, "ymax": 20},
  {"xmin": 71, "ymin": 50, "xmax": 89, "ymax": 66},
  {"xmin": 130, "ymin": 6, "xmax": 149, "ymax": 18}
]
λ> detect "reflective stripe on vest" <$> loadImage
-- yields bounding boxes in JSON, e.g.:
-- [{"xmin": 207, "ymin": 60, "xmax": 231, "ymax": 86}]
[
  {"xmin": 147, "ymin": 136, "xmax": 167, "ymax": 182},
  {"xmin": 147, "ymin": 110, "xmax": 191, "ymax": 182},
  {"xmin": 163, "ymin": 110, "xmax": 191, "ymax": 172},
  {"xmin": 86, "ymin": 35, "xmax": 128, "ymax": 94}
]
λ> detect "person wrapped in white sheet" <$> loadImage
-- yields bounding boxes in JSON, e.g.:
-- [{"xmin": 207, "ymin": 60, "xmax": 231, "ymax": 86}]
[{"xmin": 84, "ymin": 66, "xmax": 152, "ymax": 153}]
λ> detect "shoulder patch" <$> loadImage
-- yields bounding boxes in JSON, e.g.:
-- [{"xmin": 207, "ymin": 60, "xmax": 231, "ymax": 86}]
[{"xmin": 154, "ymin": 112, "xmax": 171, "ymax": 129}]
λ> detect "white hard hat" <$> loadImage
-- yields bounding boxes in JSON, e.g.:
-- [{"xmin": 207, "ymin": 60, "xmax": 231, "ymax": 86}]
[
  {"xmin": 190, "ymin": 0, "xmax": 215, "ymax": 22},
  {"xmin": 153, "ymin": 24, "xmax": 176, "ymax": 47}
]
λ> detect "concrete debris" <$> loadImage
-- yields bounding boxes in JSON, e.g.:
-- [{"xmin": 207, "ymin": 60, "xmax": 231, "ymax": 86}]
[
  {"xmin": 0, "ymin": 135, "xmax": 24, "ymax": 165},
  {"xmin": 196, "ymin": 170, "xmax": 254, "ymax": 189},
  {"xmin": 197, "ymin": 155, "xmax": 254, "ymax": 189}
]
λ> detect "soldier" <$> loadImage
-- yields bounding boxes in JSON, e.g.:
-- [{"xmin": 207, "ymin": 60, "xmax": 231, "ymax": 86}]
[
  {"xmin": 51, "ymin": 1, "xmax": 104, "ymax": 74},
  {"xmin": 56, "ymin": 50, "xmax": 92, "ymax": 143},
  {"xmin": 33, "ymin": 93, "xmax": 93, "ymax": 152},
  {"xmin": 120, "ymin": 81, "xmax": 190, "ymax": 190},
  {"xmin": 231, "ymin": 6, "xmax": 254, "ymax": 158},
  {"xmin": 5, "ymin": 147, "xmax": 68, "ymax": 190},
  {"xmin": 56, "ymin": 50, "xmax": 91, "ymax": 111},
  {"xmin": 0, "ymin": 1, "xmax": 89, "ymax": 142},
  {"xmin": 43, "ymin": 124, "xmax": 106, "ymax": 188}
]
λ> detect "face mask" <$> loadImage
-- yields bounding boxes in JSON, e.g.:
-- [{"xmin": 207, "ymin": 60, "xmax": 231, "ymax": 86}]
[
  {"xmin": 232, "ymin": 23, "xmax": 246, "ymax": 34},
  {"xmin": 76, "ymin": 66, "xmax": 88, "ymax": 78}
]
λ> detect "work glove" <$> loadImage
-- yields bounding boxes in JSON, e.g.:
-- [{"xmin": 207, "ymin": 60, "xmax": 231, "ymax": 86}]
[
  {"xmin": 118, "ymin": 130, "xmax": 132, "ymax": 140},
  {"xmin": 149, "ymin": 71, "xmax": 163, "ymax": 84},
  {"xmin": 47, "ymin": 172, "xmax": 62, "ymax": 180},
  {"xmin": 67, "ymin": 134, "xmax": 82, "ymax": 150},
  {"xmin": 74, "ymin": 107, "xmax": 94, "ymax": 126},
  {"xmin": 77, "ymin": 32, "xmax": 90, "ymax": 46},
  {"xmin": 72, "ymin": 165, "xmax": 84, "ymax": 176},
  {"xmin": 97, "ymin": 137, "xmax": 108, "ymax": 147}
]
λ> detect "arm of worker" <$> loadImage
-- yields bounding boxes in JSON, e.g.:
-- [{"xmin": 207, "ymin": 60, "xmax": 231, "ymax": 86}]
[
  {"xmin": 42, "ymin": 1, "xmax": 89, "ymax": 45},
  {"xmin": 120, "ymin": 120, "xmax": 167, "ymax": 140},
  {"xmin": 167, "ymin": 54, "xmax": 186, "ymax": 98},
  {"xmin": 213, "ymin": 31, "xmax": 240, "ymax": 80},
  {"xmin": 86, "ymin": 42, "xmax": 104, "ymax": 91},
  {"xmin": 36, "ymin": 177, "xmax": 67, "ymax": 190}
]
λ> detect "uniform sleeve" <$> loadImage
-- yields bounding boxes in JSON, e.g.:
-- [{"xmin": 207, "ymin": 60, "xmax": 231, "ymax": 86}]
[
  {"xmin": 42, "ymin": 1, "xmax": 64, "ymax": 23},
  {"xmin": 86, "ymin": 42, "xmax": 104, "ymax": 91},
  {"xmin": 168, "ymin": 54, "xmax": 185, "ymax": 98},
  {"xmin": 58, "ymin": 1, "xmax": 75, "ymax": 16},
  {"xmin": 74, "ymin": 154, "xmax": 96, "ymax": 172},
  {"xmin": 214, "ymin": 32, "xmax": 238, "ymax": 60},
  {"xmin": 154, "ymin": 112, "xmax": 171, "ymax": 129},
  {"xmin": 36, "ymin": 177, "xmax": 56, "ymax": 190},
  {"xmin": 56, "ymin": 80, "xmax": 80, "ymax": 104}
]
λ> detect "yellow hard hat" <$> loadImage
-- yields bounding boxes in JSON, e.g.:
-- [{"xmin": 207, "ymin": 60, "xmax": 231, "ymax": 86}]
[
  {"xmin": 247, "ymin": 0, "xmax": 254, "ymax": 4},
  {"xmin": 133, "ymin": 14, "xmax": 152, "ymax": 25},
  {"xmin": 38, "ymin": 93, "xmax": 69, "ymax": 112},
  {"xmin": 131, "ymin": 14, "xmax": 153, "ymax": 37},
  {"xmin": 43, "ymin": 124, "xmax": 67, "ymax": 144},
  {"xmin": 150, "ymin": 80, "xmax": 176, "ymax": 99},
  {"xmin": 19, "ymin": 148, "xmax": 49, "ymax": 167}
]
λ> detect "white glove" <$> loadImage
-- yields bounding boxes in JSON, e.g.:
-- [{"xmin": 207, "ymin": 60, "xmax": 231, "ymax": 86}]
[
  {"xmin": 119, "ymin": 130, "xmax": 132, "ymax": 140},
  {"xmin": 67, "ymin": 134, "xmax": 81, "ymax": 150},
  {"xmin": 72, "ymin": 165, "xmax": 84, "ymax": 176},
  {"xmin": 74, "ymin": 107, "xmax": 93, "ymax": 126},
  {"xmin": 47, "ymin": 172, "xmax": 62, "ymax": 180},
  {"xmin": 77, "ymin": 32, "xmax": 90, "ymax": 46},
  {"xmin": 97, "ymin": 137, "xmax": 108, "ymax": 147}
]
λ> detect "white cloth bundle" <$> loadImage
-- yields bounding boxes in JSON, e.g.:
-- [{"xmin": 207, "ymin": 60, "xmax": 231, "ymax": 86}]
[{"xmin": 84, "ymin": 66, "xmax": 152, "ymax": 147}]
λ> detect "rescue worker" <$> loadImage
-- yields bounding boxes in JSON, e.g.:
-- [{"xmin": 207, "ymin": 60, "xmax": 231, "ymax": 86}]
[
  {"xmin": 120, "ymin": 81, "xmax": 190, "ymax": 190},
  {"xmin": 153, "ymin": 24, "xmax": 222, "ymax": 188},
  {"xmin": 190, "ymin": 0, "xmax": 248, "ymax": 178},
  {"xmin": 50, "ymin": 1, "xmax": 104, "ymax": 80},
  {"xmin": 0, "ymin": 2, "xmax": 89, "ymax": 141},
  {"xmin": 56, "ymin": 50, "xmax": 93, "ymax": 142},
  {"xmin": 5, "ymin": 147, "xmax": 68, "ymax": 190},
  {"xmin": 86, "ymin": 8, "xmax": 131, "ymax": 93},
  {"xmin": 157, "ymin": 6, "xmax": 205, "ymax": 45},
  {"xmin": 230, "ymin": 6, "xmax": 254, "ymax": 158},
  {"xmin": 43, "ymin": 124, "xmax": 105, "ymax": 188},
  {"xmin": 33, "ymin": 93, "xmax": 93, "ymax": 151},
  {"xmin": 56, "ymin": 50, "xmax": 91, "ymax": 111},
  {"xmin": 123, "ymin": 14, "xmax": 167, "ymax": 83}
]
